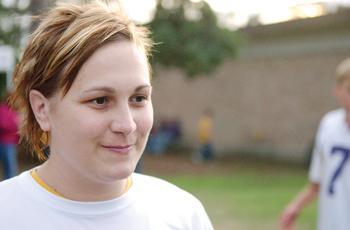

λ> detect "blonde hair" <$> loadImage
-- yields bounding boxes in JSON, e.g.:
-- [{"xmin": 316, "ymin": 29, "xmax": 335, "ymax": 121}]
[
  {"xmin": 335, "ymin": 57, "xmax": 350, "ymax": 84},
  {"xmin": 10, "ymin": 0, "xmax": 153, "ymax": 160}
]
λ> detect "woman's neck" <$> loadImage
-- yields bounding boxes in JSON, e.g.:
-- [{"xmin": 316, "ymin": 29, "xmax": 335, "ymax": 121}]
[{"xmin": 37, "ymin": 158, "xmax": 128, "ymax": 202}]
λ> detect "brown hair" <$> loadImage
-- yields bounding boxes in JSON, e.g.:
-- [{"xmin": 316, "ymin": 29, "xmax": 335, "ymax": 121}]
[{"xmin": 10, "ymin": 0, "xmax": 153, "ymax": 160}]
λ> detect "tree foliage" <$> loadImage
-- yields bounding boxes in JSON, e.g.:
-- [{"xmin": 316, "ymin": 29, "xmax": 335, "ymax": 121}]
[
  {"xmin": 0, "ymin": 0, "xmax": 29, "ymax": 49},
  {"xmin": 148, "ymin": 0, "xmax": 240, "ymax": 77}
]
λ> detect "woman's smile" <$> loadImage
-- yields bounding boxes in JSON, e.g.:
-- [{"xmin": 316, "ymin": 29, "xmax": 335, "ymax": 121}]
[{"xmin": 101, "ymin": 144, "xmax": 134, "ymax": 154}]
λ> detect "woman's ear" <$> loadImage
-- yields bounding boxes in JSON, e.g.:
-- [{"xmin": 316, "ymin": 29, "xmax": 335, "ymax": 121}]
[{"xmin": 29, "ymin": 90, "xmax": 51, "ymax": 131}]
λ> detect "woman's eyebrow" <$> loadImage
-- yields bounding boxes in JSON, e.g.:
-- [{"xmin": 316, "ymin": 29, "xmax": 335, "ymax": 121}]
[
  {"xmin": 82, "ymin": 86, "xmax": 115, "ymax": 94},
  {"xmin": 134, "ymin": 85, "xmax": 152, "ymax": 92},
  {"xmin": 80, "ymin": 85, "xmax": 152, "ymax": 96}
]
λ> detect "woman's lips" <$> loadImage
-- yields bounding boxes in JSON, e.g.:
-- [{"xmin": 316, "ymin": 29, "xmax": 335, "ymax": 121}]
[{"xmin": 102, "ymin": 145, "xmax": 133, "ymax": 154}]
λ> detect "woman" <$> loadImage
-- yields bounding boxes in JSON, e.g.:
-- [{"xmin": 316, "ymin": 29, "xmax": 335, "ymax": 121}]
[{"xmin": 0, "ymin": 1, "xmax": 213, "ymax": 229}]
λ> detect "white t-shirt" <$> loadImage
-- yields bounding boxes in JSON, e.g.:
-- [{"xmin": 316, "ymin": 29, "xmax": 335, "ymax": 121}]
[
  {"xmin": 0, "ymin": 170, "xmax": 213, "ymax": 230},
  {"xmin": 309, "ymin": 108, "xmax": 350, "ymax": 230}
]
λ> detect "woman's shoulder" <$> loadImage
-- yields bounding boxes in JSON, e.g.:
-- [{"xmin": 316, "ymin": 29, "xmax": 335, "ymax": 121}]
[
  {"xmin": 132, "ymin": 173, "xmax": 182, "ymax": 192},
  {"xmin": 0, "ymin": 174, "xmax": 25, "ymax": 207},
  {"xmin": 0, "ymin": 170, "xmax": 30, "ymax": 189},
  {"xmin": 0, "ymin": 174, "xmax": 20, "ymax": 190},
  {"xmin": 131, "ymin": 173, "xmax": 202, "ymax": 205},
  {"xmin": 130, "ymin": 173, "xmax": 213, "ymax": 229}
]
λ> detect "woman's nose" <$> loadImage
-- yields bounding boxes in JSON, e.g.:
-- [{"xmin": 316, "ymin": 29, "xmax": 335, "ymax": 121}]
[{"xmin": 110, "ymin": 106, "xmax": 137, "ymax": 135}]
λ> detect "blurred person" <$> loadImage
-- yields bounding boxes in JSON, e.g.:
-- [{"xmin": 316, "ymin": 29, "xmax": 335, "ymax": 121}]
[
  {"xmin": 146, "ymin": 118, "xmax": 182, "ymax": 155},
  {"xmin": 196, "ymin": 108, "xmax": 214, "ymax": 161},
  {"xmin": 0, "ymin": 91, "xmax": 19, "ymax": 179},
  {"xmin": 0, "ymin": 1, "xmax": 213, "ymax": 229},
  {"xmin": 279, "ymin": 58, "xmax": 350, "ymax": 230}
]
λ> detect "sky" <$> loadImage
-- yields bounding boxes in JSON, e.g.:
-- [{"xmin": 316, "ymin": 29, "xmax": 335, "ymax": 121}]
[{"xmin": 119, "ymin": 0, "xmax": 350, "ymax": 29}]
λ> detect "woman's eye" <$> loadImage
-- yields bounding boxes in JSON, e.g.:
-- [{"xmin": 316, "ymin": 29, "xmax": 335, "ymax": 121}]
[
  {"xmin": 92, "ymin": 97, "xmax": 108, "ymax": 105},
  {"xmin": 131, "ymin": 95, "xmax": 148, "ymax": 104}
]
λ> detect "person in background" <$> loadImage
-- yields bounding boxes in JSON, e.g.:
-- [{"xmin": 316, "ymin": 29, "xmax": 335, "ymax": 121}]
[
  {"xmin": 0, "ymin": 91, "xmax": 19, "ymax": 179},
  {"xmin": 146, "ymin": 118, "xmax": 182, "ymax": 155},
  {"xmin": 197, "ymin": 108, "xmax": 214, "ymax": 161},
  {"xmin": 279, "ymin": 58, "xmax": 350, "ymax": 230},
  {"xmin": 0, "ymin": 1, "xmax": 213, "ymax": 229}
]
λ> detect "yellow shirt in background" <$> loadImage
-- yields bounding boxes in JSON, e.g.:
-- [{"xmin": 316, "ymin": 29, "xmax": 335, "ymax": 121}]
[{"xmin": 198, "ymin": 116, "xmax": 212, "ymax": 144}]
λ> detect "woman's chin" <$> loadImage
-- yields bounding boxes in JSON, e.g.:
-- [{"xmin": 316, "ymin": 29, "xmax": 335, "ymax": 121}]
[{"xmin": 101, "ymin": 167, "xmax": 135, "ymax": 182}]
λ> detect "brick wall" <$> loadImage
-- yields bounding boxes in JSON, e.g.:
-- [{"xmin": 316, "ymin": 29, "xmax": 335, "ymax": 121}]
[{"xmin": 152, "ymin": 54, "xmax": 349, "ymax": 162}]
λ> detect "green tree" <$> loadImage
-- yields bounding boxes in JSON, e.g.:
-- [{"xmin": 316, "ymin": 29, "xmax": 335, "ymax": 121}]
[
  {"xmin": 0, "ymin": 0, "xmax": 30, "ymax": 95},
  {"xmin": 149, "ymin": 0, "xmax": 240, "ymax": 77},
  {"xmin": 0, "ymin": 0, "xmax": 30, "ymax": 49}
]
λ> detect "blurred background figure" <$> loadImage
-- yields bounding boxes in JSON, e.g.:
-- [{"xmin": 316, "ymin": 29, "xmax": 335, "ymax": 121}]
[
  {"xmin": 146, "ymin": 118, "xmax": 182, "ymax": 155},
  {"xmin": 0, "ymin": 91, "xmax": 19, "ymax": 180},
  {"xmin": 279, "ymin": 57, "xmax": 350, "ymax": 230},
  {"xmin": 196, "ymin": 108, "xmax": 214, "ymax": 161}
]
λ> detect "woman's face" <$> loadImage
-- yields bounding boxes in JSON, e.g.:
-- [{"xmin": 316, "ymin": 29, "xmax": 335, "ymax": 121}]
[{"xmin": 46, "ymin": 40, "xmax": 153, "ymax": 183}]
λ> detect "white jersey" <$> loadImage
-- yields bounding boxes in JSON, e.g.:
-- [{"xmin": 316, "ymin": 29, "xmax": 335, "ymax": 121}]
[
  {"xmin": 0, "ymin": 170, "xmax": 213, "ymax": 230},
  {"xmin": 309, "ymin": 108, "xmax": 350, "ymax": 230}
]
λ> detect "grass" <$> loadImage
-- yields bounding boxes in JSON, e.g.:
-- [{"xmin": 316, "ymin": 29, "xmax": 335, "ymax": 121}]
[{"xmin": 144, "ymin": 156, "xmax": 317, "ymax": 230}]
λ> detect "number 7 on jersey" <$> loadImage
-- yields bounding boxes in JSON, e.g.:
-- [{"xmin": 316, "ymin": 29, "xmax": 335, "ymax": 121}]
[{"xmin": 328, "ymin": 146, "xmax": 350, "ymax": 195}]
